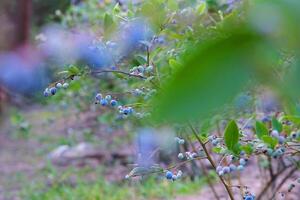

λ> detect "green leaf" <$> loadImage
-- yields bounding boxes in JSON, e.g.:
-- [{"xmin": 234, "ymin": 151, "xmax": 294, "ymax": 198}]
[
  {"xmin": 68, "ymin": 66, "xmax": 80, "ymax": 76},
  {"xmin": 153, "ymin": 30, "xmax": 275, "ymax": 121},
  {"xmin": 241, "ymin": 144, "xmax": 253, "ymax": 155},
  {"xmin": 197, "ymin": 2, "xmax": 207, "ymax": 15},
  {"xmin": 103, "ymin": 13, "xmax": 116, "ymax": 38},
  {"xmin": 272, "ymin": 117, "xmax": 282, "ymax": 132},
  {"xmin": 134, "ymin": 55, "xmax": 147, "ymax": 65},
  {"xmin": 224, "ymin": 120, "xmax": 239, "ymax": 151},
  {"xmin": 212, "ymin": 147, "xmax": 222, "ymax": 154},
  {"xmin": 104, "ymin": 13, "xmax": 114, "ymax": 30},
  {"xmin": 255, "ymin": 121, "xmax": 268, "ymax": 139},
  {"xmin": 262, "ymin": 135, "xmax": 278, "ymax": 149}
]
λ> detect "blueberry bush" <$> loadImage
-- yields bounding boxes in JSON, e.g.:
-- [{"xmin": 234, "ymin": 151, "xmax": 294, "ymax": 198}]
[{"xmin": 42, "ymin": 0, "xmax": 300, "ymax": 199}]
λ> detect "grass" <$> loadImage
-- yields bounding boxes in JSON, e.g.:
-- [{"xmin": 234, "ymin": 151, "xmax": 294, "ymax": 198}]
[{"xmin": 20, "ymin": 171, "xmax": 206, "ymax": 200}]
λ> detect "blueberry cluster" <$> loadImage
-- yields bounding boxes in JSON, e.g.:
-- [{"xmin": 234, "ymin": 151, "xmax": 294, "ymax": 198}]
[
  {"xmin": 118, "ymin": 105, "xmax": 134, "ymax": 116},
  {"xmin": 216, "ymin": 158, "xmax": 248, "ymax": 176},
  {"xmin": 95, "ymin": 93, "xmax": 118, "ymax": 107},
  {"xmin": 129, "ymin": 65, "xmax": 153, "ymax": 76},
  {"xmin": 43, "ymin": 82, "xmax": 69, "ymax": 97},
  {"xmin": 265, "ymin": 147, "xmax": 285, "ymax": 159},
  {"xmin": 208, "ymin": 135, "xmax": 221, "ymax": 147},
  {"xmin": 270, "ymin": 130, "xmax": 286, "ymax": 144},
  {"xmin": 165, "ymin": 170, "xmax": 183, "ymax": 181}
]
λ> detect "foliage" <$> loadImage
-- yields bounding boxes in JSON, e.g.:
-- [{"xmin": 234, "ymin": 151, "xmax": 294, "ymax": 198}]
[{"xmin": 41, "ymin": 0, "xmax": 300, "ymax": 199}]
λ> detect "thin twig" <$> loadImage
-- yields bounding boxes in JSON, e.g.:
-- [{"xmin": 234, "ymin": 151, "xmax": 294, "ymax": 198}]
[
  {"xmin": 269, "ymin": 166, "xmax": 298, "ymax": 200},
  {"xmin": 91, "ymin": 70, "xmax": 146, "ymax": 79},
  {"xmin": 188, "ymin": 123, "xmax": 235, "ymax": 200}
]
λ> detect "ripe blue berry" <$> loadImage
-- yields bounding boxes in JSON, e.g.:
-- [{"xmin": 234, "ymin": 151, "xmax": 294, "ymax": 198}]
[
  {"xmin": 165, "ymin": 171, "xmax": 173, "ymax": 180},
  {"xmin": 278, "ymin": 136, "xmax": 285, "ymax": 144},
  {"xmin": 237, "ymin": 165, "xmax": 244, "ymax": 171},
  {"xmin": 216, "ymin": 166, "xmax": 222, "ymax": 173},
  {"xmin": 43, "ymin": 90, "xmax": 50, "ymax": 97},
  {"xmin": 95, "ymin": 93, "xmax": 102, "ymax": 101},
  {"xmin": 239, "ymin": 158, "xmax": 247, "ymax": 166},
  {"xmin": 291, "ymin": 132, "xmax": 297, "ymax": 139},
  {"xmin": 271, "ymin": 130, "xmax": 279, "ymax": 138},
  {"xmin": 100, "ymin": 98, "xmax": 108, "ymax": 106},
  {"xmin": 218, "ymin": 170, "xmax": 224, "ymax": 176},
  {"xmin": 137, "ymin": 66, "xmax": 144, "ymax": 73},
  {"xmin": 229, "ymin": 164, "xmax": 237, "ymax": 172},
  {"xmin": 244, "ymin": 194, "xmax": 255, "ymax": 200},
  {"xmin": 212, "ymin": 139, "xmax": 218, "ymax": 146},
  {"xmin": 110, "ymin": 99, "xmax": 118, "ymax": 107},
  {"xmin": 223, "ymin": 166, "xmax": 230, "ymax": 174},
  {"xmin": 50, "ymin": 87, "xmax": 57, "ymax": 95}
]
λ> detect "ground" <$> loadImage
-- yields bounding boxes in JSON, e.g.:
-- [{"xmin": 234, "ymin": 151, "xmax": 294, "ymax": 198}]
[{"xmin": 0, "ymin": 105, "xmax": 299, "ymax": 200}]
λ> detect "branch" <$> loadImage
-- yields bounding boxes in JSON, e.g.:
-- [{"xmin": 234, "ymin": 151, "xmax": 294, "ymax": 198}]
[
  {"xmin": 256, "ymin": 164, "xmax": 294, "ymax": 200},
  {"xmin": 91, "ymin": 70, "xmax": 146, "ymax": 79},
  {"xmin": 269, "ymin": 166, "xmax": 298, "ymax": 200},
  {"xmin": 188, "ymin": 123, "xmax": 235, "ymax": 200}
]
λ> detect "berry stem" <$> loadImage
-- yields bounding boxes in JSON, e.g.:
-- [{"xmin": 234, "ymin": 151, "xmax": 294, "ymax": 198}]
[
  {"xmin": 188, "ymin": 123, "xmax": 235, "ymax": 200},
  {"xmin": 91, "ymin": 70, "xmax": 146, "ymax": 79}
]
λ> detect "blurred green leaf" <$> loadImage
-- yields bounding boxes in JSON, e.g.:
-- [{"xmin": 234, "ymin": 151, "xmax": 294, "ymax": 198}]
[
  {"xmin": 262, "ymin": 135, "xmax": 278, "ymax": 149},
  {"xmin": 241, "ymin": 144, "xmax": 253, "ymax": 155},
  {"xmin": 224, "ymin": 120, "xmax": 239, "ymax": 152},
  {"xmin": 272, "ymin": 117, "xmax": 282, "ymax": 132},
  {"xmin": 255, "ymin": 121, "xmax": 268, "ymax": 139},
  {"xmin": 68, "ymin": 66, "xmax": 80, "ymax": 76},
  {"xmin": 153, "ymin": 30, "xmax": 273, "ymax": 121}
]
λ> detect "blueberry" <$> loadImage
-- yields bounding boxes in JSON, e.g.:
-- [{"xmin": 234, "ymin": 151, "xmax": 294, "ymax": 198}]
[
  {"xmin": 229, "ymin": 164, "xmax": 237, "ymax": 172},
  {"xmin": 172, "ymin": 175, "xmax": 177, "ymax": 181},
  {"xmin": 137, "ymin": 66, "xmax": 144, "ymax": 73},
  {"xmin": 218, "ymin": 170, "xmax": 224, "ymax": 176},
  {"xmin": 271, "ymin": 130, "xmax": 279, "ymax": 138},
  {"xmin": 100, "ymin": 98, "xmax": 108, "ymax": 106},
  {"xmin": 95, "ymin": 93, "xmax": 102, "ymax": 101},
  {"xmin": 165, "ymin": 171, "xmax": 173, "ymax": 180},
  {"xmin": 43, "ymin": 90, "xmax": 50, "ymax": 97},
  {"xmin": 178, "ymin": 153, "xmax": 184, "ymax": 160},
  {"xmin": 63, "ymin": 83, "xmax": 69, "ymax": 88},
  {"xmin": 244, "ymin": 194, "xmax": 255, "ymax": 200},
  {"xmin": 237, "ymin": 165, "xmax": 244, "ymax": 171},
  {"xmin": 145, "ymin": 65, "xmax": 153, "ymax": 72},
  {"xmin": 128, "ymin": 107, "xmax": 134, "ymax": 114},
  {"xmin": 110, "ymin": 99, "xmax": 118, "ymax": 107},
  {"xmin": 212, "ymin": 139, "xmax": 218, "ymax": 146},
  {"xmin": 291, "ymin": 132, "xmax": 297, "ymax": 139},
  {"xmin": 176, "ymin": 170, "xmax": 183, "ymax": 179},
  {"xmin": 56, "ymin": 83, "xmax": 62, "ymax": 88},
  {"xmin": 223, "ymin": 166, "xmax": 230, "ymax": 174},
  {"xmin": 267, "ymin": 148, "xmax": 273, "ymax": 156},
  {"xmin": 50, "ymin": 87, "xmax": 57, "ymax": 95},
  {"xmin": 278, "ymin": 136, "xmax": 285, "ymax": 144},
  {"xmin": 216, "ymin": 166, "xmax": 222, "ymax": 173},
  {"xmin": 105, "ymin": 95, "xmax": 112, "ymax": 101},
  {"xmin": 178, "ymin": 139, "xmax": 185, "ymax": 145},
  {"xmin": 123, "ymin": 108, "xmax": 129, "ymax": 115},
  {"xmin": 239, "ymin": 158, "xmax": 247, "ymax": 166}
]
